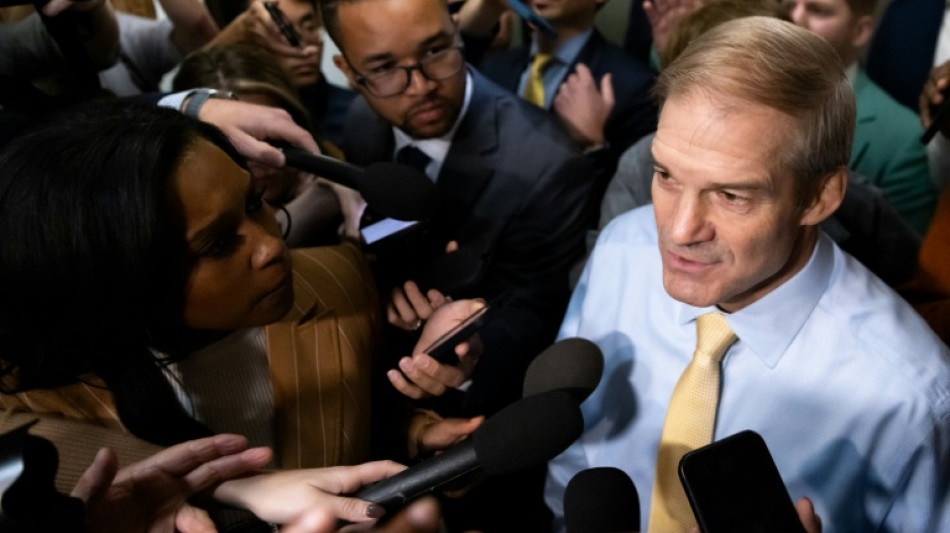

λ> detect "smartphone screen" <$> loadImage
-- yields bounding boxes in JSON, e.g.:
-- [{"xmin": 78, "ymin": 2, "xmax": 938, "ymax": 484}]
[
  {"xmin": 361, "ymin": 218, "xmax": 420, "ymax": 245},
  {"xmin": 678, "ymin": 430, "xmax": 806, "ymax": 533}
]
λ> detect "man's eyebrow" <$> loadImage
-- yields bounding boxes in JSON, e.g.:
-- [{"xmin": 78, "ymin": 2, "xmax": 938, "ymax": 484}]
[
  {"xmin": 419, "ymin": 32, "xmax": 453, "ymax": 49},
  {"xmin": 362, "ymin": 31, "xmax": 453, "ymax": 64},
  {"xmin": 362, "ymin": 51, "xmax": 396, "ymax": 64},
  {"xmin": 708, "ymin": 181, "xmax": 768, "ymax": 191}
]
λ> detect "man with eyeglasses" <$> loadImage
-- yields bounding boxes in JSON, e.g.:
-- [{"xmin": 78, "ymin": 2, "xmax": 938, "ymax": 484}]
[{"xmin": 320, "ymin": 0, "xmax": 596, "ymax": 530}]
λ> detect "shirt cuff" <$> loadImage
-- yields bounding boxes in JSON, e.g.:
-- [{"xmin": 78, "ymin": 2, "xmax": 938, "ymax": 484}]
[{"xmin": 156, "ymin": 89, "xmax": 197, "ymax": 112}]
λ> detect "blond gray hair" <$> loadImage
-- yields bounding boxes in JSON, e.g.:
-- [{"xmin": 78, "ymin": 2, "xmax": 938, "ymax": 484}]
[{"xmin": 654, "ymin": 17, "xmax": 854, "ymax": 208}]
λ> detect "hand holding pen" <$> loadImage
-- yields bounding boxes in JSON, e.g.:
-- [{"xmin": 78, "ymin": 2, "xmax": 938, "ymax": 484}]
[
  {"xmin": 210, "ymin": 0, "xmax": 318, "ymax": 60},
  {"xmin": 263, "ymin": 1, "xmax": 302, "ymax": 47}
]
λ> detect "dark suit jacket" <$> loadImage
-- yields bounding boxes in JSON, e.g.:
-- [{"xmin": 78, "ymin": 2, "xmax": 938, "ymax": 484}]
[
  {"xmin": 866, "ymin": 0, "xmax": 944, "ymax": 112},
  {"xmin": 300, "ymin": 77, "xmax": 357, "ymax": 150},
  {"xmin": 344, "ymin": 68, "xmax": 597, "ymax": 416},
  {"xmin": 477, "ymin": 29, "xmax": 658, "ymax": 167}
]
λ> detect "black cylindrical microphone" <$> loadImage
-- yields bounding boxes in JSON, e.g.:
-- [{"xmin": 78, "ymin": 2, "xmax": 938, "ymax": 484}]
[
  {"xmin": 565, "ymin": 467, "xmax": 640, "ymax": 533},
  {"xmin": 522, "ymin": 337, "xmax": 604, "ymax": 403},
  {"xmin": 282, "ymin": 146, "xmax": 363, "ymax": 189},
  {"xmin": 281, "ymin": 146, "xmax": 436, "ymax": 221},
  {"xmin": 353, "ymin": 390, "xmax": 583, "ymax": 512}
]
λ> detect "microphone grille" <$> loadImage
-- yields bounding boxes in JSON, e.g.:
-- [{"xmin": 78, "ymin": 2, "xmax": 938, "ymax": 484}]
[
  {"xmin": 473, "ymin": 390, "xmax": 582, "ymax": 476},
  {"xmin": 360, "ymin": 162, "xmax": 436, "ymax": 221},
  {"xmin": 522, "ymin": 337, "xmax": 604, "ymax": 401},
  {"xmin": 564, "ymin": 467, "xmax": 640, "ymax": 533}
]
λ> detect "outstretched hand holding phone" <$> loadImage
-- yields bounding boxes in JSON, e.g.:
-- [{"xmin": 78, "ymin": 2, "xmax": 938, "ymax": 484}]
[{"xmin": 386, "ymin": 298, "xmax": 490, "ymax": 400}]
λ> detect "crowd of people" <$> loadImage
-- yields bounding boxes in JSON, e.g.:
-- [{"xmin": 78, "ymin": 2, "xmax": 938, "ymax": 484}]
[{"xmin": 2, "ymin": 0, "xmax": 950, "ymax": 532}]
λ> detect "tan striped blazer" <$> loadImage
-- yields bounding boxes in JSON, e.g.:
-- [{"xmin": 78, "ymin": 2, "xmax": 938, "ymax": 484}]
[{"xmin": 0, "ymin": 242, "xmax": 382, "ymax": 493}]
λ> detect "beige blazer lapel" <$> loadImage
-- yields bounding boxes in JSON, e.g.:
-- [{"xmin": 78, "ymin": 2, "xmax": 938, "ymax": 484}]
[{"xmin": 265, "ymin": 243, "xmax": 382, "ymax": 469}]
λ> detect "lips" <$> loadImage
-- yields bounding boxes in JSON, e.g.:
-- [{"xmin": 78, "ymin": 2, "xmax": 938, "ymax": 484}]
[
  {"xmin": 666, "ymin": 250, "xmax": 718, "ymax": 273},
  {"xmin": 291, "ymin": 64, "xmax": 317, "ymax": 75},
  {"xmin": 409, "ymin": 100, "xmax": 445, "ymax": 123},
  {"xmin": 262, "ymin": 264, "xmax": 293, "ymax": 303}
]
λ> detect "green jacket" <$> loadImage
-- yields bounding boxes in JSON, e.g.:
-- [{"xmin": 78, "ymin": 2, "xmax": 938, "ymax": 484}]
[{"xmin": 852, "ymin": 68, "xmax": 936, "ymax": 235}]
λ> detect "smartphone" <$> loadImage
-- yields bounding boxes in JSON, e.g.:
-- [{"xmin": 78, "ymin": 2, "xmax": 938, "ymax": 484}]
[
  {"xmin": 361, "ymin": 217, "xmax": 421, "ymax": 246},
  {"xmin": 422, "ymin": 295, "xmax": 505, "ymax": 364},
  {"xmin": 678, "ymin": 430, "xmax": 807, "ymax": 533},
  {"xmin": 263, "ymin": 1, "xmax": 302, "ymax": 47}
]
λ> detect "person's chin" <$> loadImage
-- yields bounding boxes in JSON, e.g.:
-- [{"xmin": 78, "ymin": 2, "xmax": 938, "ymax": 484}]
[
  {"xmin": 260, "ymin": 279, "xmax": 295, "ymax": 322},
  {"xmin": 403, "ymin": 101, "xmax": 456, "ymax": 138},
  {"xmin": 663, "ymin": 280, "xmax": 721, "ymax": 309},
  {"xmin": 661, "ymin": 263, "xmax": 724, "ymax": 308},
  {"xmin": 293, "ymin": 70, "xmax": 320, "ymax": 88}
]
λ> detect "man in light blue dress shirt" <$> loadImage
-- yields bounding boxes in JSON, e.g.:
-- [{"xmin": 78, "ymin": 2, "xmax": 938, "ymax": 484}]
[{"xmin": 545, "ymin": 17, "xmax": 950, "ymax": 533}]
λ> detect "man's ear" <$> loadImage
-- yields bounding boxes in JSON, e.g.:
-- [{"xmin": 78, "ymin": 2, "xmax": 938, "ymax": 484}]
[
  {"xmin": 333, "ymin": 54, "xmax": 358, "ymax": 86},
  {"xmin": 851, "ymin": 14, "xmax": 874, "ymax": 49},
  {"xmin": 800, "ymin": 166, "xmax": 847, "ymax": 226}
]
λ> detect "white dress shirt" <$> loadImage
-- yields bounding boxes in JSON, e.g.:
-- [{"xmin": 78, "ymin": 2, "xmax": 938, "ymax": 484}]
[
  {"xmin": 392, "ymin": 70, "xmax": 474, "ymax": 182},
  {"xmin": 545, "ymin": 205, "xmax": 950, "ymax": 532}
]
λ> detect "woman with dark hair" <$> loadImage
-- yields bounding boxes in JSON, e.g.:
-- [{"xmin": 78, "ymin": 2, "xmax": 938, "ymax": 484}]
[
  {"xmin": 0, "ymin": 99, "xmax": 426, "ymax": 530},
  {"xmin": 173, "ymin": 44, "xmax": 359, "ymax": 246}
]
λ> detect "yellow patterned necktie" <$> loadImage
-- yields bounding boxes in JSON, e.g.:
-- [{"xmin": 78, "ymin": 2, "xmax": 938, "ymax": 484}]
[
  {"xmin": 648, "ymin": 312, "xmax": 738, "ymax": 533},
  {"xmin": 523, "ymin": 53, "xmax": 553, "ymax": 107}
]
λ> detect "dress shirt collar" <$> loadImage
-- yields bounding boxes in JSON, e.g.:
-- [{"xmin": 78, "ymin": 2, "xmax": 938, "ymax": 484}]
[
  {"xmin": 675, "ymin": 231, "xmax": 834, "ymax": 368},
  {"xmin": 392, "ymin": 69, "xmax": 474, "ymax": 180},
  {"xmin": 844, "ymin": 61, "xmax": 859, "ymax": 86},
  {"xmin": 529, "ymin": 27, "xmax": 593, "ymax": 66}
]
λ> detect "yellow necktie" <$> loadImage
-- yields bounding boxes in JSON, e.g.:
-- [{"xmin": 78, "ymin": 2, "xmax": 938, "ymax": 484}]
[
  {"xmin": 648, "ymin": 312, "xmax": 738, "ymax": 533},
  {"xmin": 523, "ymin": 53, "xmax": 553, "ymax": 107}
]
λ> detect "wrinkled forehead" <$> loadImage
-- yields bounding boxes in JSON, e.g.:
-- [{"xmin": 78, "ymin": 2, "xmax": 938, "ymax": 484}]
[{"xmin": 654, "ymin": 91, "xmax": 799, "ymax": 183}]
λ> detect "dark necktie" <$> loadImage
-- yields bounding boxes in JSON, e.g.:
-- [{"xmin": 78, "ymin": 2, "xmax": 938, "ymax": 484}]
[{"xmin": 396, "ymin": 145, "xmax": 432, "ymax": 174}]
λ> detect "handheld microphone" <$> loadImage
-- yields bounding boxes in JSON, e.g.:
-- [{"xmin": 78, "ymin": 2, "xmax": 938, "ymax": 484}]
[
  {"xmin": 280, "ymin": 146, "xmax": 437, "ymax": 221},
  {"xmin": 353, "ymin": 389, "xmax": 583, "ymax": 512},
  {"xmin": 565, "ymin": 467, "xmax": 640, "ymax": 533},
  {"xmin": 522, "ymin": 337, "xmax": 604, "ymax": 403}
]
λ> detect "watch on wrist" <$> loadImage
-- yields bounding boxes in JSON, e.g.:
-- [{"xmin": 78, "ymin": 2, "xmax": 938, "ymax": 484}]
[{"xmin": 182, "ymin": 89, "xmax": 236, "ymax": 119}]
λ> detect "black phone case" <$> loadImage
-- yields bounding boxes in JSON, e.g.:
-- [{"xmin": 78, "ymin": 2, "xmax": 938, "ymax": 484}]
[
  {"xmin": 678, "ymin": 430, "xmax": 807, "ymax": 533},
  {"xmin": 421, "ymin": 292, "xmax": 514, "ymax": 364},
  {"xmin": 422, "ymin": 301, "xmax": 495, "ymax": 364}
]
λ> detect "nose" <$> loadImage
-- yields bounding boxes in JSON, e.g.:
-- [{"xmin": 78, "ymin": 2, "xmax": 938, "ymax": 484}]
[
  {"xmin": 667, "ymin": 194, "xmax": 713, "ymax": 246},
  {"xmin": 788, "ymin": 4, "xmax": 807, "ymax": 26},
  {"xmin": 250, "ymin": 221, "xmax": 286, "ymax": 270},
  {"xmin": 404, "ymin": 66, "xmax": 437, "ymax": 95}
]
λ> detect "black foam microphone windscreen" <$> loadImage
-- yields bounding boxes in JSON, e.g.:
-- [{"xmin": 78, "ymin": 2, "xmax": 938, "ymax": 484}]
[
  {"xmin": 522, "ymin": 337, "xmax": 604, "ymax": 403},
  {"xmin": 353, "ymin": 390, "xmax": 583, "ymax": 512},
  {"xmin": 281, "ymin": 146, "xmax": 436, "ymax": 221},
  {"xmin": 564, "ymin": 467, "xmax": 640, "ymax": 533}
]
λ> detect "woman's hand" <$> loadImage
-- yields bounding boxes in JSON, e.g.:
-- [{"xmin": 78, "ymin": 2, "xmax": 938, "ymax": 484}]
[
  {"xmin": 71, "ymin": 433, "xmax": 272, "ymax": 533},
  {"xmin": 213, "ymin": 460, "xmax": 407, "ymax": 526}
]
